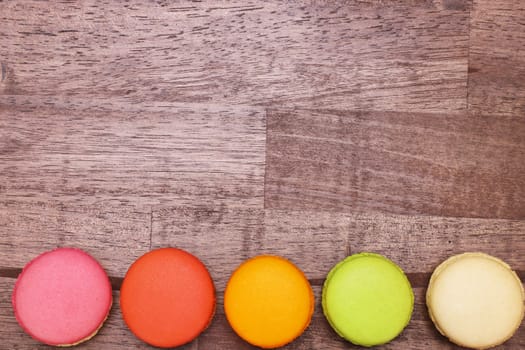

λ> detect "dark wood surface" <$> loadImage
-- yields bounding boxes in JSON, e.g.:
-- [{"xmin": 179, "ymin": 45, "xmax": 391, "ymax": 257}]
[
  {"xmin": 265, "ymin": 108, "xmax": 525, "ymax": 219},
  {"xmin": 1, "ymin": 1, "xmax": 524, "ymax": 349},
  {"xmin": 468, "ymin": 0, "xmax": 525, "ymax": 116}
]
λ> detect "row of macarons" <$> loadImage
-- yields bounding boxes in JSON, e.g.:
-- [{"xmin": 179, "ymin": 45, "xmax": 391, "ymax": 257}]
[{"xmin": 11, "ymin": 247, "xmax": 524, "ymax": 349}]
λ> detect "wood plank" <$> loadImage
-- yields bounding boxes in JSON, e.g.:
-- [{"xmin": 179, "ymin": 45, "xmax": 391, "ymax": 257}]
[
  {"xmin": 0, "ymin": 97, "xmax": 265, "ymax": 207},
  {"xmin": 151, "ymin": 206, "xmax": 265, "ymax": 296},
  {"xmin": 0, "ymin": 1, "xmax": 468, "ymax": 113},
  {"xmin": 0, "ymin": 278, "xmax": 198, "ymax": 350},
  {"xmin": 259, "ymin": 209, "xmax": 349, "ymax": 281},
  {"xmin": 0, "ymin": 202, "xmax": 150, "ymax": 276},
  {"xmin": 151, "ymin": 207, "xmax": 349, "ymax": 292},
  {"xmin": 468, "ymin": 0, "xmax": 525, "ymax": 116},
  {"xmin": 265, "ymin": 108, "xmax": 525, "ymax": 219},
  {"xmin": 152, "ymin": 207, "xmax": 525, "ymax": 283},
  {"xmin": 346, "ymin": 213, "xmax": 525, "ymax": 278}
]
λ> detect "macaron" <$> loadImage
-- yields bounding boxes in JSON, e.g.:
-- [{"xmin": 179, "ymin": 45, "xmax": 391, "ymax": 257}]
[
  {"xmin": 427, "ymin": 252, "xmax": 524, "ymax": 349},
  {"xmin": 120, "ymin": 247, "xmax": 215, "ymax": 348},
  {"xmin": 224, "ymin": 255, "xmax": 314, "ymax": 348},
  {"xmin": 322, "ymin": 253, "xmax": 414, "ymax": 347},
  {"xmin": 12, "ymin": 248, "xmax": 112, "ymax": 346}
]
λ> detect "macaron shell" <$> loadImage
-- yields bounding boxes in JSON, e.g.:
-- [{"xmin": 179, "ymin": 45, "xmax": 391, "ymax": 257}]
[
  {"xmin": 12, "ymin": 248, "xmax": 112, "ymax": 346},
  {"xmin": 427, "ymin": 252, "xmax": 525, "ymax": 349},
  {"xmin": 120, "ymin": 248, "xmax": 215, "ymax": 348},
  {"xmin": 61, "ymin": 313, "xmax": 111, "ymax": 347},
  {"xmin": 224, "ymin": 255, "xmax": 314, "ymax": 349},
  {"xmin": 322, "ymin": 253, "xmax": 414, "ymax": 347}
]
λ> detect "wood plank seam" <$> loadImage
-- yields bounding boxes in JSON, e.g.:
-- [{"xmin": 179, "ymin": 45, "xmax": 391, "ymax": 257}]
[{"xmin": 466, "ymin": 0, "xmax": 472, "ymax": 110}]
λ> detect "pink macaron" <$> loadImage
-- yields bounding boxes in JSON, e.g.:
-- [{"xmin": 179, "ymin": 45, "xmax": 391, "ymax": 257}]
[{"xmin": 12, "ymin": 248, "xmax": 113, "ymax": 346}]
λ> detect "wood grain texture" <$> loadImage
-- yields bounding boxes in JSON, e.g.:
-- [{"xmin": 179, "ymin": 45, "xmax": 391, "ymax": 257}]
[
  {"xmin": 151, "ymin": 207, "xmax": 348, "ymax": 293},
  {"xmin": 0, "ymin": 0, "xmax": 469, "ymax": 113},
  {"xmin": 258, "ymin": 209, "xmax": 349, "ymax": 281},
  {"xmin": 346, "ymin": 213, "xmax": 525, "ymax": 277},
  {"xmin": 152, "ymin": 206, "xmax": 264, "ymax": 296},
  {"xmin": 0, "ymin": 96, "xmax": 265, "ymax": 207},
  {"xmin": 265, "ymin": 108, "xmax": 525, "ymax": 219},
  {"xmin": 151, "ymin": 207, "xmax": 525, "ymax": 283},
  {"xmin": 468, "ymin": 0, "xmax": 525, "ymax": 116},
  {"xmin": 0, "ymin": 202, "xmax": 150, "ymax": 276}
]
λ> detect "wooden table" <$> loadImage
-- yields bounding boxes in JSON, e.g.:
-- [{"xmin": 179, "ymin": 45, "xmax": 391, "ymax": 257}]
[{"xmin": 1, "ymin": 1, "xmax": 524, "ymax": 349}]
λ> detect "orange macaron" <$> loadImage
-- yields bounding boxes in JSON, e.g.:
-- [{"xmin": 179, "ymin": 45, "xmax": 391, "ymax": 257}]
[
  {"xmin": 120, "ymin": 248, "xmax": 215, "ymax": 348},
  {"xmin": 224, "ymin": 255, "xmax": 314, "ymax": 348}
]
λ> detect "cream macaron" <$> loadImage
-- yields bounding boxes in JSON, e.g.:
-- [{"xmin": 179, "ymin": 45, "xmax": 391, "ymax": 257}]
[{"xmin": 427, "ymin": 252, "xmax": 524, "ymax": 349}]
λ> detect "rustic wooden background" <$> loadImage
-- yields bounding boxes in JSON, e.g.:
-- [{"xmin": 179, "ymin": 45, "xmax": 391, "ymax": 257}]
[{"xmin": 1, "ymin": 0, "xmax": 524, "ymax": 349}]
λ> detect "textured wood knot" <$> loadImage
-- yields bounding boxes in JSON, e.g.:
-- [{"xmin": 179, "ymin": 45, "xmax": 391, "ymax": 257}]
[
  {"xmin": 442, "ymin": 0, "xmax": 469, "ymax": 11},
  {"xmin": 0, "ymin": 137, "xmax": 25, "ymax": 155},
  {"xmin": 1, "ymin": 62, "xmax": 7, "ymax": 82}
]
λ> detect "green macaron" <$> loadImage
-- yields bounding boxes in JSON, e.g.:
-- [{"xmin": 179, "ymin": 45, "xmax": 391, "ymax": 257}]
[{"xmin": 322, "ymin": 253, "xmax": 414, "ymax": 347}]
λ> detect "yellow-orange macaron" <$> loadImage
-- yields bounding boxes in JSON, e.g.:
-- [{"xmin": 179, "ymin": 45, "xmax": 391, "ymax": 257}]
[{"xmin": 224, "ymin": 255, "xmax": 314, "ymax": 348}]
